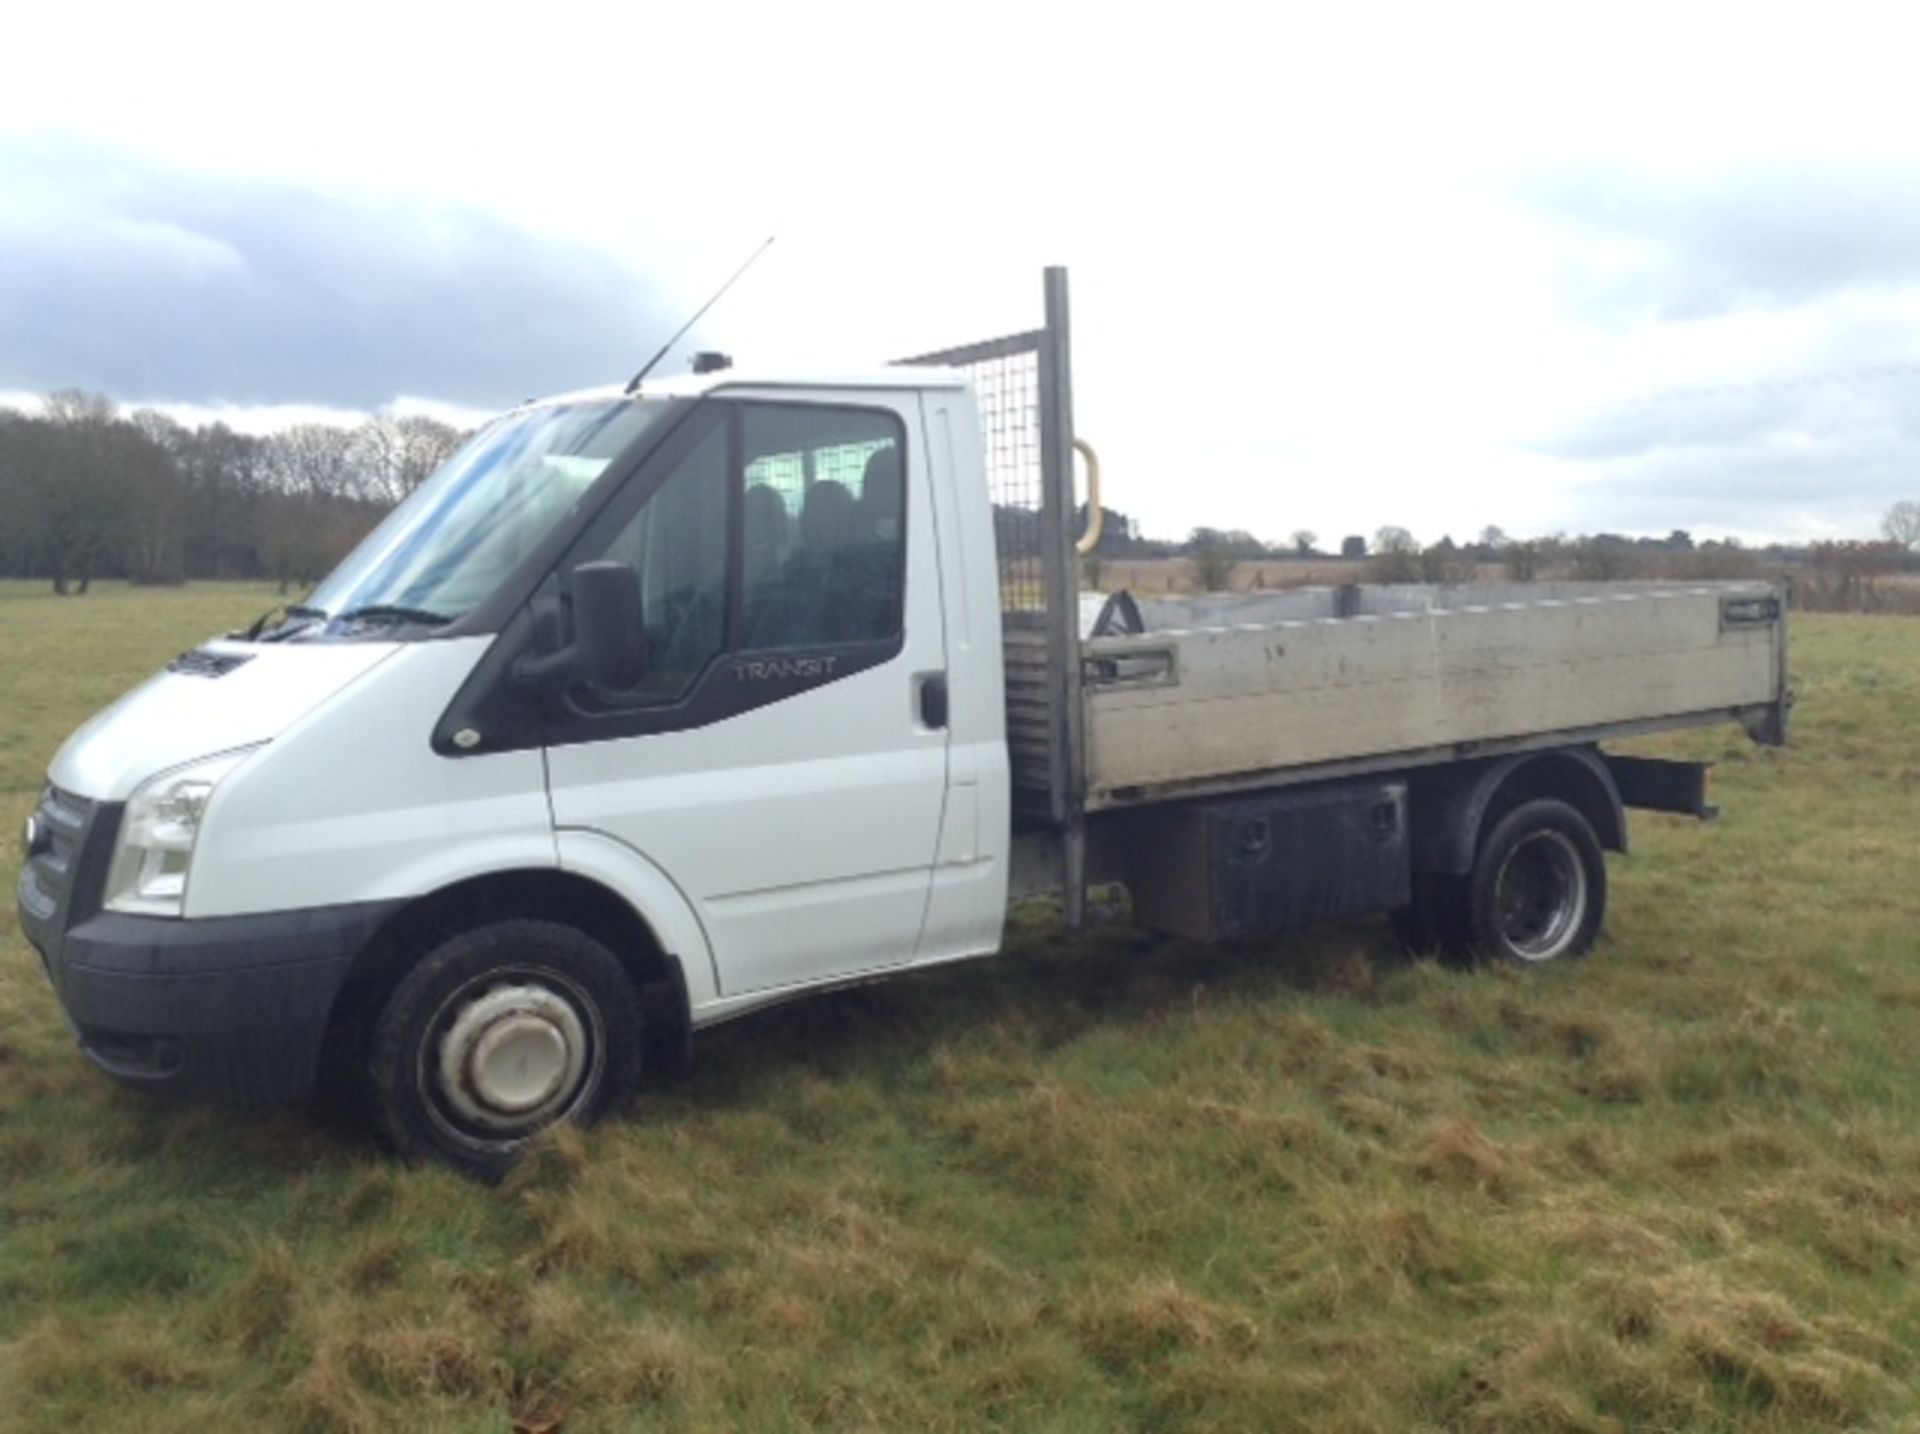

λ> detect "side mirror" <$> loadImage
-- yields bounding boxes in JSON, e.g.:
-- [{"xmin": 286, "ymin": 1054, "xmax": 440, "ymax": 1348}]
[
  {"xmin": 570, "ymin": 561, "xmax": 646, "ymax": 689},
  {"xmin": 514, "ymin": 561, "xmax": 644, "ymax": 690}
]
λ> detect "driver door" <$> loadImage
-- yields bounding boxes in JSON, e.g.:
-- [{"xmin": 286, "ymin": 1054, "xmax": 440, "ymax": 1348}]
[{"xmin": 542, "ymin": 395, "xmax": 950, "ymax": 996}]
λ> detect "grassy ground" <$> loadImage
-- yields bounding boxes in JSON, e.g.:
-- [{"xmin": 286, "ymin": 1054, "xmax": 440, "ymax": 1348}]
[{"xmin": 2, "ymin": 582, "xmax": 1918, "ymax": 1431}]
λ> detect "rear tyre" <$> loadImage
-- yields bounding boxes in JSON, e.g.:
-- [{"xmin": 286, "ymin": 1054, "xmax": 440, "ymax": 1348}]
[
  {"xmin": 368, "ymin": 919, "xmax": 643, "ymax": 1178},
  {"xmin": 1465, "ymin": 798, "xmax": 1606, "ymax": 964}
]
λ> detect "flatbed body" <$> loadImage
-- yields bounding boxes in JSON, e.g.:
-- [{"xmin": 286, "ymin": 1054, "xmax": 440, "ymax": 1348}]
[{"xmin": 1076, "ymin": 581, "xmax": 1787, "ymax": 807}]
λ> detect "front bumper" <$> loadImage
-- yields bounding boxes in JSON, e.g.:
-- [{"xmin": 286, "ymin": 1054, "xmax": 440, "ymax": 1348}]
[{"xmin": 22, "ymin": 879, "xmax": 398, "ymax": 1106}]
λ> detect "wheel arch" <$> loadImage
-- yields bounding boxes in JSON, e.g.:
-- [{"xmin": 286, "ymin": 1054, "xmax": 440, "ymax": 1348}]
[
  {"xmin": 1413, "ymin": 747, "xmax": 1627, "ymax": 878},
  {"xmin": 325, "ymin": 866, "xmax": 694, "ymax": 1078}
]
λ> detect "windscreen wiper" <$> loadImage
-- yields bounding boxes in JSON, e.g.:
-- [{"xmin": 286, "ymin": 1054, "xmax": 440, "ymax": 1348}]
[
  {"xmin": 242, "ymin": 602, "xmax": 329, "ymax": 641},
  {"xmin": 334, "ymin": 604, "xmax": 455, "ymax": 628}
]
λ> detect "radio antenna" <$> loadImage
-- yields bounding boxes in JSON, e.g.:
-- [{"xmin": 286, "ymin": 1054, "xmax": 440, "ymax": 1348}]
[{"xmin": 625, "ymin": 235, "xmax": 775, "ymax": 394}]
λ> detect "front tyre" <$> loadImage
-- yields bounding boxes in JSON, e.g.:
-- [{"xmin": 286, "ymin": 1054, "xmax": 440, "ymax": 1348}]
[
  {"xmin": 368, "ymin": 920, "xmax": 643, "ymax": 1177},
  {"xmin": 1465, "ymin": 799, "xmax": 1607, "ymax": 964}
]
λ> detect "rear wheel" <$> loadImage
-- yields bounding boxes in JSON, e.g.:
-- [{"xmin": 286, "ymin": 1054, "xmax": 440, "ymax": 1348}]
[
  {"xmin": 1464, "ymin": 799, "xmax": 1606, "ymax": 963},
  {"xmin": 368, "ymin": 919, "xmax": 643, "ymax": 1177}
]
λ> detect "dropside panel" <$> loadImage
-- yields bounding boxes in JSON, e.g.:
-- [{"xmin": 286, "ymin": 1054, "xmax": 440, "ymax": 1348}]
[{"xmin": 1084, "ymin": 584, "xmax": 1783, "ymax": 803}]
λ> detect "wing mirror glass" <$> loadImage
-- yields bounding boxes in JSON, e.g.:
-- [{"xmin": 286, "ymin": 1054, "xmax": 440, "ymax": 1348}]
[{"xmin": 570, "ymin": 560, "xmax": 646, "ymax": 690}]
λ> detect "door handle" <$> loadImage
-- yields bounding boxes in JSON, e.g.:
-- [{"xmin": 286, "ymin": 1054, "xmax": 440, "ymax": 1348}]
[{"xmin": 918, "ymin": 672, "xmax": 949, "ymax": 729}]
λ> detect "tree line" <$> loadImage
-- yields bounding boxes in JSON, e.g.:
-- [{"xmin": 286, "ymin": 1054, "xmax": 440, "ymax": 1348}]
[
  {"xmin": 0, "ymin": 392, "xmax": 468, "ymax": 593},
  {"xmin": 1166, "ymin": 517, "xmax": 1920, "ymax": 573},
  {"xmin": 8, "ymin": 395, "xmax": 1915, "ymax": 605},
  {"xmin": 1079, "ymin": 507, "xmax": 1920, "ymax": 608},
  {"xmin": 1357, "ymin": 518, "xmax": 1920, "ymax": 590}
]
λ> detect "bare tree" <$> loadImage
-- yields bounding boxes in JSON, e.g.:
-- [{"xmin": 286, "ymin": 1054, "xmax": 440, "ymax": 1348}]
[
  {"xmin": 34, "ymin": 391, "xmax": 129, "ymax": 594},
  {"xmin": 349, "ymin": 415, "xmax": 466, "ymax": 505},
  {"xmin": 1884, "ymin": 500, "xmax": 1920, "ymax": 551},
  {"xmin": 1805, "ymin": 540, "xmax": 1906, "ymax": 611},
  {"xmin": 0, "ymin": 411, "xmax": 56, "ymax": 581},
  {"xmin": 1569, "ymin": 535, "xmax": 1642, "ymax": 581},
  {"xmin": 43, "ymin": 390, "xmax": 116, "ymax": 428},
  {"xmin": 174, "ymin": 423, "xmax": 268, "ymax": 578},
  {"xmin": 1186, "ymin": 527, "xmax": 1245, "ymax": 591},
  {"xmin": 352, "ymin": 418, "xmax": 406, "ymax": 505},
  {"xmin": 267, "ymin": 423, "xmax": 360, "ymax": 499},
  {"xmin": 1369, "ymin": 526, "xmax": 1420, "ymax": 583},
  {"xmin": 0, "ymin": 395, "xmax": 448, "ymax": 588},
  {"xmin": 124, "ymin": 410, "xmax": 191, "ymax": 583},
  {"xmin": 1289, "ymin": 528, "xmax": 1317, "ymax": 557},
  {"xmin": 395, "ymin": 415, "xmax": 464, "ymax": 494},
  {"xmin": 1419, "ymin": 535, "xmax": 1474, "ymax": 583},
  {"xmin": 261, "ymin": 425, "xmax": 369, "ymax": 590},
  {"xmin": 1503, "ymin": 541, "xmax": 1542, "ymax": 582}
]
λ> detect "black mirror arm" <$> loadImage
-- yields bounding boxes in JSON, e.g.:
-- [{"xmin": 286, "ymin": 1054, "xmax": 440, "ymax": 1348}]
[
  {"xmin": 509, "ymin": 591, "xmax": 578, "ymax": 687},
  {"xmin": 510, "ymin": 646, "xmax": 580, "ymax": 687}
]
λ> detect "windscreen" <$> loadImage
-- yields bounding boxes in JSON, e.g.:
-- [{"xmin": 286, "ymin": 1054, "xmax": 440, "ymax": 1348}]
[{"xmin": 303, "ymin": 398, "xmax": 672, "ymax": 627}]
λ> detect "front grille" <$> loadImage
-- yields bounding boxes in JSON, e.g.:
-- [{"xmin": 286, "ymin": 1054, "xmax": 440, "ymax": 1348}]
[{"xmin": 20, "ymin": 784, "xmax": 95, "ymax": 926}]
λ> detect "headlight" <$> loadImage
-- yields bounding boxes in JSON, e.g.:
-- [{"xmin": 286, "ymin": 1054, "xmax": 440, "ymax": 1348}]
[{"xmin": 104, "ymin": 750, "xmax": 257, "ymax": 917}]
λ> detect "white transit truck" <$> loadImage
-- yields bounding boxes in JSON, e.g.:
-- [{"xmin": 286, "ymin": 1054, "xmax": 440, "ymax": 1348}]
[{"xmin": 18, "ymin": 270, "xmax": 1790, "ymax": 1174}]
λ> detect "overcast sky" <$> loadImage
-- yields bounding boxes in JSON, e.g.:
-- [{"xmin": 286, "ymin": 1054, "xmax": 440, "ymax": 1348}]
[{"xmin": 5, "ymin": 1, "xmax": 1919, "ymax": 546}]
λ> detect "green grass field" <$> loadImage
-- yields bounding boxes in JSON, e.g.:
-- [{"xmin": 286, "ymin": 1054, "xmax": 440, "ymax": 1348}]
[{"xmin": 2, "ymin": 582, "xmax": 1918, "ymax": 1431}]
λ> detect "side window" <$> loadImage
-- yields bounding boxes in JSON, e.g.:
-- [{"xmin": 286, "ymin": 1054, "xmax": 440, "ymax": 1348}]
[
  {"xmin": 739, "ymin": 406, "xmax": 905, "ymax": 650},
  {"xmin": 594, "ymin": 422, "xmax": 728, "ymax": 703},
  {"xmin": 568, "ymin": 403, "xmax": 906, "ymax": 714}
]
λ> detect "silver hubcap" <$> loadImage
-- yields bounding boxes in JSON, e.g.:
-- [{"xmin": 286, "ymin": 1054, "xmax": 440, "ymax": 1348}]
[
  {"xmin": 432, "ymin": 981, "xmax": 592, "ymax": 1135},
  {"xmin": 1494, "ymin": 829, "xmax": 1587, "ymax": 961}
]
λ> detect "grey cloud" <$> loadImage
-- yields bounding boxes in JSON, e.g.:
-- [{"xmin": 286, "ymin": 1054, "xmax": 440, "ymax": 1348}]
[
  {"xmin": 0, "ymin": 138, "xmax": 676, "ymax": 409},
  {"xmin": 1524, "ymin": 166, "xmax": 1920, "ymax": 322},
  {"xmin": 1551, "ymin": 422, "xmax": 1917, "ymax": 539},
  {"xmin": 1532, "ymin": 371, "xmax": 1920, "ymax": 536},
  {"xmin": 1541, "ymin": 375, "xmax": 1920, "ymax": 463},
  {"xmin": 1544, "ymin": 394, "xmax": 1800, "ymax": 464},
  {"xmin": 1518, "ymin": 221, "xmax": 1920, "ymax": 537}
]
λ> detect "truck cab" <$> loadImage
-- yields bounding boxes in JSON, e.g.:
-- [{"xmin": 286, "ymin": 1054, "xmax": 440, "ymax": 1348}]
[{"xmin": 20, "ymin": 367, "xmax": 1014, "ymax": 1175}]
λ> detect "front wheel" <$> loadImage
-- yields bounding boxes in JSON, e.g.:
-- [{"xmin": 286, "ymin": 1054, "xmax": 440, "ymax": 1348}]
[
  {"xmin": 368, "ymin": 919, "xmax": 643, "ymax": 1177},
  {"xmin": 1464, "ymin": 799, "xmax": 1607, "ymax": 964}
]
